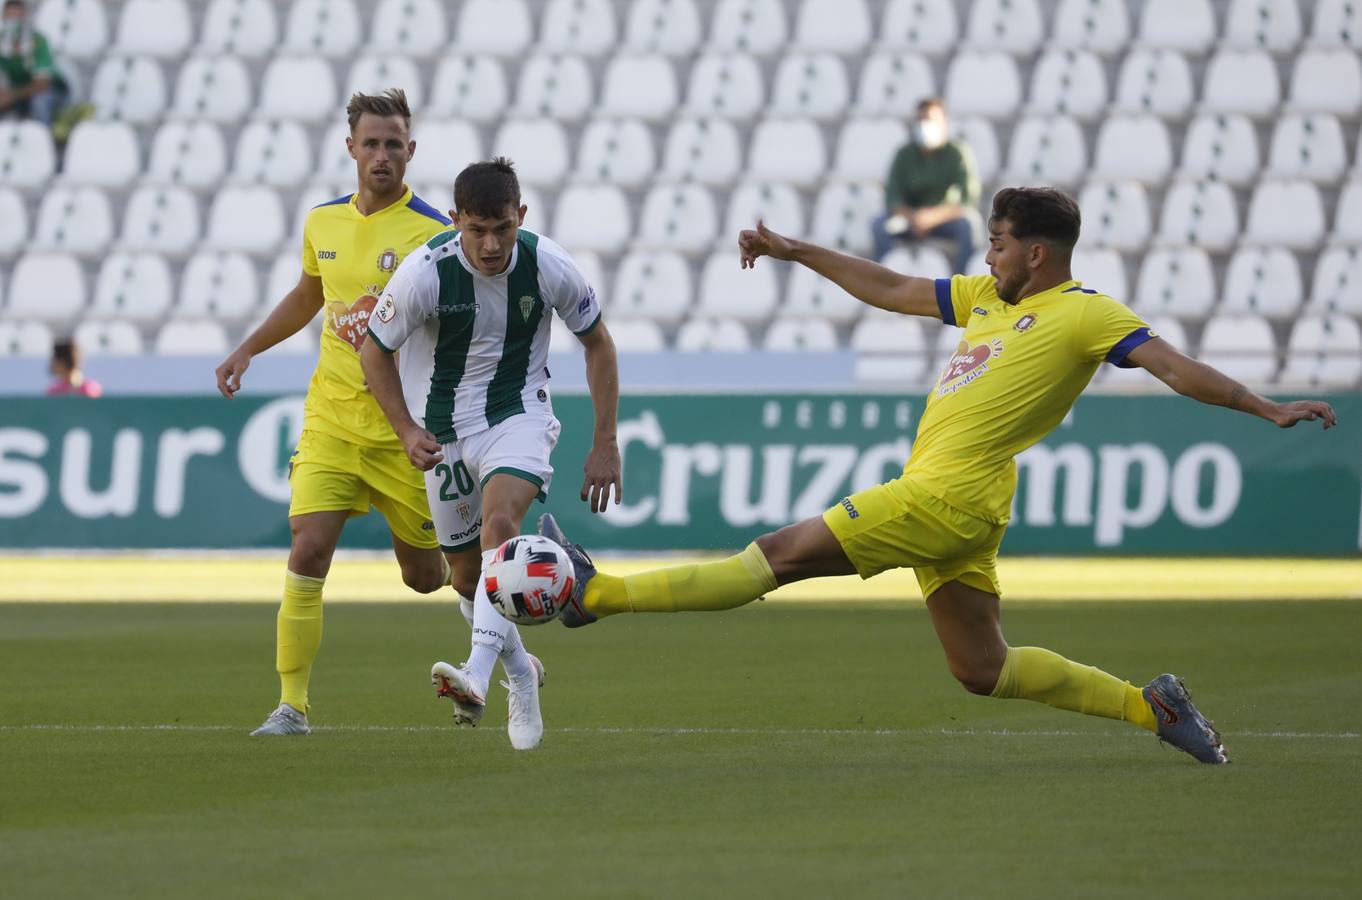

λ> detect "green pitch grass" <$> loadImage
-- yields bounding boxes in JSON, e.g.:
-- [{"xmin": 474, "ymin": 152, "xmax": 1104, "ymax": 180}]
[{"xmin": 3, "ymin": 599, "xmax": 1360, "ymax": 899}]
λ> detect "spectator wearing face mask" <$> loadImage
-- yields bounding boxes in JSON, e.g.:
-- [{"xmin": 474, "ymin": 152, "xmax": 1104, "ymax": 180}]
[
  {"xmin": 0, "ymin": 0, "xmax": 68, "ymax": 126},
  {"xmin": 871, "ymin": 97, "xmax": 981, "ymax": 274}
]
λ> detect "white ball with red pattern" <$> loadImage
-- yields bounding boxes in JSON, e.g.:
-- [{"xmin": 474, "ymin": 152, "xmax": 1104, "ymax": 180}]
[{"xmin": 483, "ymin": 534, "xmax": 575, "ymax": 626}]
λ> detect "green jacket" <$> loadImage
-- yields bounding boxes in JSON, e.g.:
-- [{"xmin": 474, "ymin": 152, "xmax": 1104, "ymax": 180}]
[
  {"xmin": 0, "ymin": 22, "xmax": 60, "ymax": 91},
  {"xmin": 884, "ymin": 138, "xmax": 980, "ymax": 211}
]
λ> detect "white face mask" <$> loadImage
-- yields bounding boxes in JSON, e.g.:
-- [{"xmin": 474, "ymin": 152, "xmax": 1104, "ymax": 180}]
[{"xmin": 912, "ymin": 119, "xmax": 946, "ymax": 150}]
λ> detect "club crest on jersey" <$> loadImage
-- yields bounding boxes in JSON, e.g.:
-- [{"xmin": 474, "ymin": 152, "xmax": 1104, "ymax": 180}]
[
  {"xmin": 456, "ymin": 502, "xmax": 472, "ymax": 524},
  {"xmin": 377, "ymin": 248, "xmax": 398, "ymax": 272},
  {"xmin": 936, "ymin": 338, "xmax": 1004, "ymax": 396},
  {"xmin": 518, "ymin": 295, "xmax": 537, "ymax": 322},
  {"xmin": 1014, "ymin": 313, "xmax": 1038, "ymax": 332},
  {"xmin": 972, "ymin": 306, "xmax": 989, "ymax": 317}
]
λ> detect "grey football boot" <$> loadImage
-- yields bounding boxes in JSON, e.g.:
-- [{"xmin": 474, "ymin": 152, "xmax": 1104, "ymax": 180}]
[
  {"xmin": 1142, "ymin": 674, "xmax": 1229, "ymax": 764},
  {"xmin": 250, "ymin": 703, "xmax": 310, "ymax": 736},
  {"xmin": 536, "ymin": 513, "xmax": 598, "ymax": 628}
]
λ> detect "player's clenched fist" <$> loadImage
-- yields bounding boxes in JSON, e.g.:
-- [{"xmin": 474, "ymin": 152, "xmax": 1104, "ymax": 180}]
[
  {"xmin": 398, "ymin": 425, "xmax": 444, "ymax": 471},
  {"xmin": 214, "ymin": 348, "xmax": 252, "ymax": 399},
  {"xmin": 738, "ymin": 219, "xmax": 797, "ymax": 269}
]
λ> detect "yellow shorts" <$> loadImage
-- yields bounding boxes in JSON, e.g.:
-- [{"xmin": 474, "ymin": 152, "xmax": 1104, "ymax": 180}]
[
  {"xmin": 822, "ymin": 475, "xmax": 1006, "ymax": 599},
  {"xmin": 288, "ymin": 429, "xmax": 438, "ymax": 549}
]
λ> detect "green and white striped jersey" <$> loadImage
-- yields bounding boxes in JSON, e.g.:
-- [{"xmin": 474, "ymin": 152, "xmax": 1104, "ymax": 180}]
[{"xmin": 367, "ymin": 228, "xmax": 601, "ymax": 443}]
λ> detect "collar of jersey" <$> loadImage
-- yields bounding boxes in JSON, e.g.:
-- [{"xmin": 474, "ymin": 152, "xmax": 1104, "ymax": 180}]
[
  {"xmin": 1012, "ymin": 278, "xmax": 1082, "ymax": 308},
  {"xmin": 347, "ymin": 185, "xmax": 413, "ymax": 219}
]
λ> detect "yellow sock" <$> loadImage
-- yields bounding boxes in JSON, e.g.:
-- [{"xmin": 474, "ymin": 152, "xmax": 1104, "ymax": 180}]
[
  {"xmin": 584, "ymin": 543, "xmax": 778, "ymax": 617},
  {"xmin": 277, "ymin": 570, "xmax": 325, "ymax": 714},
  {"xmin": 991, "ymin": 646, "xmax": 1157, "ymax": 733}
]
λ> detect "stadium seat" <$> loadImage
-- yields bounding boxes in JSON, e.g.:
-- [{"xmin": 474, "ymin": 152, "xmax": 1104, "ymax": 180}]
[
  {"xmin": 599, "ymin": 55, "xmax": 680, "ymax": 121},
  {"xmin": 1308, "ymin": 246, "xmax": 1362, "ymax": 315},
  {"xmin": 747, "ymin": 118, "xmax": 826, "ymax": 187},
  {"xmin": 1287, "ymin": 48, "xmax": 1362, "ymax": 115},
  {"xmin": 1335, "ymin": 180, "xmax": 1362, "ymax": 242},
  {"xmin": 456, "ymin": 0, "xmax": 533, "ymax": 56},
  {"xmin": 1265, "ymin": 114, "xmax": 1347, "ymax": 183},
  {"xmin": 605, "ymin": 319, "xmax": 667, "ymax": 352},
  {"xmin": 1092, "ymin": 116, "xmax": 1173, "ymax": 184},
  {"xmin": 708, "ymin": 0, "xmax": 788, "ymax": 55},
  {"xmin": 265, "ymin": 250, "xmax": 301, "ymax": 305},
  {"xmin": 406, "ymin": 120, "xmax": 482, "ymax": 186},
  {"xmin": 369, "ymin": 0, "xmax": 447, "ymax": 56},
  {"xmin": 121, "ymin": 186, "xmax": 201, "ymax": 256},
  {"xmin": 7, "ymin": 253, "xmax": 86, "ymax": 324},
  {"xmin": 198, "ymin": 0, "xmax": 279, "ymax": 57},
  {"xmin": 570, "ymin": 250, "xmax": 606, "ymax": 299},
  {"xmin": 675, "ymin": 318, "xmax": 752, "ymax": 351},
  {"xmin": 205, "ymin": 186, "xmax": 286, "ymax": 255},
  {"xmin": 1003, "ymin": 115, "xmax": 1087, "ymax": 188},
  {"xmin": 660, "ymin": 118, "xmax": 743, "ymax": 185},
  {"xmin": 90, "ymin": 252, "xmax": 174, "ymax": 324},
  {"xmin": 786, "ymin": 264, "xmax": 864, "ymax": 323},
  {"xmin": 61, "ymin": 121, "xmax": 139, "ymax": 187},
  {"xmin": 512, "ymin": 55, "xmax": 593, "ymax": 121},
  {"xmin": 1070, "ymin": 248, "xmax": 1128, "ymax": 300},
  {"xmin": 1202, "ymin": 50, "xmax": 1281, "ymax": 118},
  {"xmin": 178, "ymin": 251, "xmax": 260, "ymax": 322},
  {"xmin": 1179, "ymin": 114, "xmax": 1260, "ymax": 185},
  {"xmin": 540, "ymin": 0, "xmax": 616, "ymax": 55},
  {"xmin": 427, "ymin": 56, "xmax": 509, "ymax": 121},
  {"xmin": 881, "ymin": 245, "xmax": 953, "ymax": 280},
  {"xmin": 172, "ymin": 55, "xmax": 253, "ymax": 124},
  {"xmin": 154, "ymin": 320, "xmax": 231, "ymax": 355},
  {"xmin": 1051, "ymin": 0, "xmax": 1129, "ymax": 55},
  {"xmin": 74, "ymin": 319, "xmax": 144, "ymax": 356},
  {"xmin": 811, "ymin": 181, "xmax": 884, "ymax": 258},
  {"xmin": 1158, "ymin": 181, "xmax": 1240, "ymax": 251},
  {"xmin": 623, "ymin": 0, "xmax": 702, "ymax": 55},
  {"xmin": 1221, "ymin": 246, "xmax": 1304, "ymax": 318},
  {"xmin": 32, "ymin": 187, "xmax": 114, "ymax": 257},
  {"xmin": 792, "ymin": 0, "xmax": 871, "ymax": 52},
  {"xmin": 854, "ymin": 53, "xmax": 936, "ymax": 117},
  {"xmin": 1133, "ymin": 247, "xmax": 1217, "ymax": 320},
  {"xmin": 851, "ymin": 317, "xmax": 929, "ymax": 384},
  {"xmin": 282, "ymin": 0, "xmax": 361, "ymax": 57},
  {"xmin": 953, "ymin": 117, "xmax": 1000, "ymax": 184},
  {"xmin": 1027, "ymin": 49, "xmax": 1108, "ymax": 120},
  {"xmin": 346, "ymin": 57, "xmax": 425, "ymax": 112},
  {"xmin": 232, "ymin": 121, "xmax": 312, "ymax": 188},
  {"xmin": 114, "ymin": 0, "xmax": 192, "ymax": 57},
  {"xmin": 1137, "ymin": 0, "xmax": 1216, "ymax": 52},
  {"xmin": 490, "ymin": 120, "xmax": 570, "ymax": 186},
  {"xmin": 0, "ymin": 320, "xmax": 54, "ymax": 356},
  {"xmin": 697, "ymin": 251, "xmax": 778, "ymax": 320},
  {"xmin": 770, "ymin": 53, "xmax": 850, "ymax": 120},
  {"xmin": 611, "ymin": 251, "xmax": 693, "ymax": 323},
  {"xmin": 685, "ymin": 53, "xmax": 765, "ymax": 119},
  {"xmin": 1310, "ymin": 0, "xmax": 1362, "ymax": 49},
  {"xmin": 311, "ymin": 122, "xmax": 357, "ymax": 185},
  {"xmin": 258, "ymin": 57, "xmax": 336, "ymax": 123},
  {"xmin": 574, "ymin": 119, "xmax": 656, "ymax": 188},
  {"xmin": 1222, "ymin": 0, "xmax": 1302, "ymax": 51},
  {"xmin": 33, "ymin": 0, "xmax": 109, "ymax": 61},
  {"xmin": 1199, "ymin": 314, "xmax": 1278, "ymax": 384},
  {"xmin": 964, "ymin": 0, "xmax": 1044, "ymax": 54},
  {"xmin": 765, "ymin": 318, "xmax": 839, "ymax": 352},
  {"xmin": 1112, "ymin": 49, "xmax": 1194, "ymax": 119},
  {"xmin": 637, "ymin": 184, "xmax": 719, "ymax": 254},
  {"xmin": 0, "ymin": 121, "xmax": 55, "ymax": 189},
  {"xmin": 517, "ymin": 186, "xmax": 549, "ymax": 232},
  {"xmin": 1077, "ymin": 181, "xmax": 1151, "ymax": 252},
  {"xmin": 91, "ymin": 56, "xmax": 166, "ymax": 124},
  {"xmin": 1245, "ymin": 180, "xmax": 1326, "ymax": 249},
  {"xmin": 724, "ymin": 182, "xmax": 805, "ymax": 241},
  {"xmin": 878, "ymin": 0, "xmax": 959, "ymax": 54},
  {"xmin": 552, "ymin": 186, "xmax": 632, "ymax": 254},
  {"xmin": 0, "ymin": 188, "xmax": 26, "ymax": 257},
  {"xmin": 832, "ymin": 119, "xmax": 909, "ymax": 182},
  {"xmin": 944, "ymin": 51, "xmax": 1022, "ymax": 119},
  {"xmin": 1281, "ymin": 316, "xmax": 1362, "ymax": 387}
]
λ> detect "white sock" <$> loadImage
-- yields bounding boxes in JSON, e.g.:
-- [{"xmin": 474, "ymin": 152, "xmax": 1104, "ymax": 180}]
[
  {"xmin": 467, "ymin": 549, "xmax": 513, "ymax": 696},
  {"xmin": 456, "ymin": 592, "xmax": 475, "ymax": 629},
  {"xmin": 498, "ymin": 622, "xmax": 535, "ymax": 684}
]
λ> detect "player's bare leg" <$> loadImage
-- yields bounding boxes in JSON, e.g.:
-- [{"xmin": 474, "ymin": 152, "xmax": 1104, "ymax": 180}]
[{"xmin": 390, "ymin": 537, "xmax": 450, "ymax": 595}]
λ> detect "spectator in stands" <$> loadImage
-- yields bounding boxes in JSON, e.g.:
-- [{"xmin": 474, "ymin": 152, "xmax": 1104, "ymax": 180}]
[
  {"xmin": 0, "ymin": 0, "xmax": 67, "ymax": 126},
  {"xmin": 46, "ymin": 337, "xmax": 102, "ymax": 397},
  {"xmin": 872, "ymin": 97, "xmax": 981, "ymax": 274}
]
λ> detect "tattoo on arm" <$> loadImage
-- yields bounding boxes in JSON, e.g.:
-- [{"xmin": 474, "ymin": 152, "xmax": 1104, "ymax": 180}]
[{"xmin": 1228, "ymin": 384, "xmax": 1247, "ymax": 409}]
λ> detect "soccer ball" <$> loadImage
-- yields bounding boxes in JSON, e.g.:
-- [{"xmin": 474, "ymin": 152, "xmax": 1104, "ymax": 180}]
[{"xmin": 484, "ymin": 534, "xmax": 576, "ymax": 626}]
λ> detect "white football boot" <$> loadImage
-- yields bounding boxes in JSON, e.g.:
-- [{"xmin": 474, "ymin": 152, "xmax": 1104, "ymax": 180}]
[
  {"xmin": 502, "ymin": 654, "xmax": 545, "ymax": 750},
  {"xmin": 250, "ymin": 703, "xmax": 310, "ymax": 736},
  {"xmin": 431, "ymin": 661, "xmax": 486, "ymax": 726}
]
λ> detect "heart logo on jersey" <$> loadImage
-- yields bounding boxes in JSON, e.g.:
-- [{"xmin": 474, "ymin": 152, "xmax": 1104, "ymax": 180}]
[
  {"xmin": 937, "ymin": 338, "xmax": 1005, "ymax": 396},
  {"xmin": 328, "ymin": 295, "xmax": 378, "ymax": 351}
]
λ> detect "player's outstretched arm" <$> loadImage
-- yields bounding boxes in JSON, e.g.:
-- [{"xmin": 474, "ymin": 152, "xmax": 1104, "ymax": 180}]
[
  {"xmin": 214, "ymin": 272, "xmax": 324, "ymax": 398},
  {"xmin": 1125, "ymin": 337, "xmax": 1338, "ymax": 429},
  {"xmin": 577, "ymin": 322, "xmax": 622, "ymax": 513},
  {"xmin": 737, "ymin": 220, "xmax": 942, "ymax": 318},
  {"xmin": 358, "ymin": 338, "xmax": 443, "ymax": 470}
]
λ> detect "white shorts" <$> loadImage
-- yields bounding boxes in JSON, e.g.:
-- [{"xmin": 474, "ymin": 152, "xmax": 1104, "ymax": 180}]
[{"xmin": 424, "ymin": 412, "xmax": 562, "ymax": 552}]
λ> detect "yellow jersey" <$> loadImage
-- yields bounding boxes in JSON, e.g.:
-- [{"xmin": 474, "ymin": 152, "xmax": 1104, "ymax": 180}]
[
  {"xmin": 905, "ymin": 274, "xmax": 1153, "ymax": 524},
  {"xmin": 300, "ymin": 186, "xmax": 451, "ymax": 448}
]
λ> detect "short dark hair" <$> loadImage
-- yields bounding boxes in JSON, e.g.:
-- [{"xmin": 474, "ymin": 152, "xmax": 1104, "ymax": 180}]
[
  {"xmin": 989, "ymin": 187, "xmax": 1081, "ymax": 251},
  {"xmin": 52, "ymin": 338, "xmax": 76, "ymax": 368},
  {"xmin": 345, "ymin": 88, "xmax": 411, "ymax": 132},
  {"xmin": 3, "ymin": 1, "xmax": 27, "ymax": 11},
  {"xmin": 454, "ymin": 157, "xmax": 521, "ymax": 219},
  {"xmin": 917, "ymin": 96, "xmax": 946, "ymax": 116}
]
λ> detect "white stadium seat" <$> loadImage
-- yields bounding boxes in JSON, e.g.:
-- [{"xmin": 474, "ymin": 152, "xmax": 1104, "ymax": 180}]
[
  {"xmin": 7, "ymin": 254, "xmax": 86, "ymax": 323},
  {"xmin": 881, "ymin": 245, "xmax": 953, "ymax": 281},
  {"xmin": 428, "ymin": 56, "xmax": 509, "ymax": 122},
  {"xmin": 552, "ymin": 186, "xmax": 632, "ymax": 254},
  {"xmin": 953, "ymin": 118, "xmax": 1000, "ymax": 185},
  {"xmin": 1093, "ymin": 116, "xmax": 1173, "ymax": 184},
  {"xmin": 1134, "ymin": 248, "xmax": 1217, "ymax": 320},
  {"xmin": 114, "ymin": 0, "xmax": 192, "ymax": 57},
  {"xmin": 1077, "ymin": 181, "xmax": 1151, "ymax": 252},
  {"xmin": 282, "ymin": 0, "xmax": 360, "ymax": 57},
  {"xmin": 155, "ymin": 321, "xmax": 231, "ymax": 356},
  {"xmin": 1311, "ymin": 0, "xmax": 1362, "ymax": 49},
  {"xmin": 1222, "ymin": 0, "xmax": 1302, "ymax": 52},
  {"xmin": 0, "ymin": 320, "xmax": 54, "ymax": 357},
  {"xmin": 232, "ymin": 121, "xmax": 312, "ymax": 188},
  {"xmin": 697, "ymin": 251, "xmax": 778, "ymax": 320},
  {"xmin": 311, "ymin": 122, "xmax": 355, "ymax": 185},
  {"xmin": 1202, "ymin": 50, "xmax": 1281, "ymax": 118},
  {"xmin": 851, "ymin": 316, "xmax": 929, "ymax": 385},
  {"xmin": 765, "ymin": 319, "xmax": 838, "ymax": 352},
  {"xmin": 675, "ymin": 318, "xmax": 751, "ymax": 351},
  {"xmin": 770, "ymin": 53, "xmax": 849, "ymax": 120},
  {"xmin": 624, "ymin": 0, "xmax": 702, "ymax": 55},
  {"xmin": 346, "ymin": 57, "xmax": 425, "ymax": 112},
  {"xmin": 205, "ymin": 186, "xmax": 286, "ymax": 255},
  {"xmin": 199, "ymin": 0, "xmax": 279, "ymax": 57},
  {"xmin": 74, "ymin": 320, "xmax": 144, "ymax": 356},
  {"xmin": 178, "ymin": 252, "xmax": 260, "ymax": 322},
  {"xmin": 599, "ymin": 55, "xmax": 679, "ymax": 121},
  {"xmin": 833, "ymin": 118, "xmax": 909, "ymax": 182},
  {"xmin": 1266, "ymin": 114, "xmax": 1347, "ymax": 183},
  {"xmin": 172, "ymin": 55, "xmax": 253, "ymax": 124},
  {"xmin": 747, "ymin": 118, "xmax": 826, "ymax": 187},
  {"xmin": 61, "ymin": 122, "xmax": 139, "ymax": 187},
  {"xmin": 1287, "ymin": 48, "xmax": 1362, "ymax": 115},
  {"xmin": 637, "ymin": 184, "xmax": 719, "ymax": 254},
  {"xmin": 1179, "ymin": 114, "xmax": 1260, "ymax": 185},
  {"xmin": 708, "ymin": 0, "xmax": 788, "ymax": 56},
  {"xmin": 1335, "ymin": 180, "xmax": 1362, "ymax": 242},
  {"xmin": 574, "ymin": 119, "xmax": 656, "ymax": 188},
  {"xmin": 490, "ymin": 120, "xmax": 570, "ymax": 187},
  {"xmin": 1112, "ymin": 50, "xmax": 1195, "ymax": 119},
  {"xmin": 1027, "ymin": 50, "xmax": 1108, "ymax": 120},
  {"xmin": 1199, "ymin": 314, "xmax": 1278, "ymax": 384},
  {"xmin": 1281, "ymin": 316, "xmax": 1362, "ymax": 387},
  {"xmin": 456, "ymin": 0, "xmax": 533, "ymax": 56},
  {"xmin": 1308, "ymin": 246, "xmax": 1362, "ymax": 315},
  {"xmin": 1052, "ymin": 0, "xmax": 1129, "ymax": 55},
  {"xmin": 724, "ymin": 182, "xmax": 805, "ymax": 241},
  {"xmin": 91, "ymin": 56, "xmax": 166, "ymax": 124},
  {"xmin": 1071, "ymin": 248, "xmax": 1128, "ymax": 300},
  {"xmin": 512, "ymin": 55, "xmax": 594, "ymax": 121},
  {"xmin": 1138, "ymin": 0, "xmax": 1216, "ymax": 52},
  {"xmin": 944, "ymin": 52, "xmax": 1022, "ymax": 119},
  {"xmin": 685, "ymin": 54, "xmax": 765, "ymax": 119},
  {"xmin": 1245, "ymin": 180, "xmax": 1326, "ymax": 249},
  {"xmin": 0, "ymin": 121, "xmax": 55, "ymax": 189},
  {"xmin": 1004, "ymin": 115, "xmax": 1087, "ymax": 188},
  {"xmin": 540, "ymin": 0, "xmax": 616, "ymax": 56},
  {"xmin": 90, "ymin": 253, "xmax": 174, "ymax": 324},
  {"xmin": 121, "ymin": 186, "xmax": 201, "ymax": 256},
  {"xmin": 606, "ymin": 320, "xmax": 667, "ymax": 352},
  {"xmin": 811, "ymin": 180, "xmax": 884, "ymax": 258},
  {"xmin": 786, "ymin": 264, "xmax": 865, "ymax": 323},
  {"xmin": 611, "ymin": 251, "xmax": 693, "ymax": 323},
  {"xmin": 965, "ymin": 0, "xmax": 1044, "ymax": 54},
  {"xmin": 370, "ymin": 0, "xmax": 448, "ymax": 57},
  {"xmin": 258, "ymin": 57, "xmax": 336, "ymax": 123},
  {"xmin": 33, "ymin": 0, "xmax": 109, "ymax": 60},
  {"xmin": 879, "ymin": 0, "xmax": 959, "ymax": 55},
  {"xmin": 406, "ymin": 120, "xmax": 482, "ymax": 186},
  {"xmin": 32, "ymin": 187, "xmax": 114, "ymax": 256},
  {"xmin": 854, "ymin": 53, "xmax": 935, "ymax": 117},
  {"xmin": 793, "ymin": 0, "xmax": 871, "ymax": 52},
  {"xmin": 265, "ymin": 250, "xmax": 302, "ymax": 304},
  {"xmin": 0, "ymin": 188, "xmax": 27, "ymax": 257},
  {"xmin": 661, "ymin": 118, "xmax": 743, "ymax": 185},
  {"xmin": 1221, "ymin": 246, "xmax": 1304, "ymax": 318},
  {"xmin": 1158, "ymin": 181, "xmax": 1240, "ymax": 252}
]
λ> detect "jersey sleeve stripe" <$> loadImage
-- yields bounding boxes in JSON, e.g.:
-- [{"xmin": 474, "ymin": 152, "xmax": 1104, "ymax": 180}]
[
  {"xmin": 313, "ymin": 193, "xmax": 353, "ymax": 209},
  {"xmin": 573, "ymin": 311, "xmax": 602, "ymax": 337},
  {"xmin": 365, "ymin": 327, "xmax": 395, "ymax": 353},
  {"xmin": 935, "ymin": 278, "xmax": 955, "ymax": 325},
  {"xmin": 1105, "ymin": 327, "xmax": 1156, "ymax": 368},
  {"xmin": 407, "ymin": 193, "xmax": 453, "ymax": 226}
]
